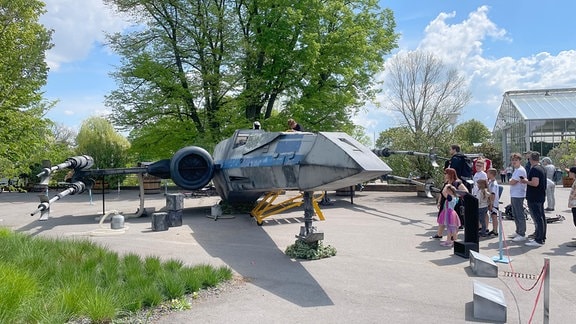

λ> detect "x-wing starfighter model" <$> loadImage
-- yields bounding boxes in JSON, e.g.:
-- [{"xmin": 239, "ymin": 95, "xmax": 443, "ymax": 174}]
[{"xmin": 31, "ymin": 129, "xmax": 392, "ymax": 241}]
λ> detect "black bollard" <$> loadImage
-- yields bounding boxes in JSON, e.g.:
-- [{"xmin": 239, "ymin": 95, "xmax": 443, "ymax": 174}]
[{"xmin": 454, "ymin": 192, "xmax": 479, "ymax": 258}]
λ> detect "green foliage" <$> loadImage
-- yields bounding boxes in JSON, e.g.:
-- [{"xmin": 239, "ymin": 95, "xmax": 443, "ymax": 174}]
[
  {"xmin": 453, "ymin": 120, "xmax": 493, "ymax": 152},
  {"xmin": 0, "ymin": 0, "xmax": 52, "ymax": 110},
  {"xmin": 76, "ymin": 116, "xmax": 131, "ymax": 187},
  {"xmin": 473, "ymin": 142, "xmax": 503, "ymax": 169},
  {"xmin": 0, "ymin": 1, "xmax": 56, "ymax": 178},
  {"xmin": 0, "ymin": 228, "xmax": 233, "ymax": 323},
  {"xmin": 351, "ymin": 124, "xmax": 373, "ymax": 147},
  {"xmin": 375, "ymin": 126, "xmax": 445, "ymax": 179},
  {"xmin": 285, "ymin": 240, "xmax": 337, "ymax": 260},
  {"xmin": 548, "ymin": 139, "xmax": 576, "ymax": 172},
  {"xmin": 105, "ymin": 0, "xmax": 398, "ymax": 153},
  {"xmin": 375, "ymin": 119, "xmax": 496, "ymax": 182}
]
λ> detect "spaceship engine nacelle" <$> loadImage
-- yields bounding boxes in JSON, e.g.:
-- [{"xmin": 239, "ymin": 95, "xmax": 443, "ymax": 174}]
[{"xmin": 147, "ymin": 146, "xmax": 215, "ymax": 191}]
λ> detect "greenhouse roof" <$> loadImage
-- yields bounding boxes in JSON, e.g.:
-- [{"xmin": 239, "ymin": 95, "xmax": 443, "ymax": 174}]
[{"xmin": 507, "ymin": 88, "xmax": 576, "ymax": 120}]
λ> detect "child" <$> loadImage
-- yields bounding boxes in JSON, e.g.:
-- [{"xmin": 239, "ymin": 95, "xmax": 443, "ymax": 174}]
[
  {"xmin": 487, "ymin": 168, "xmax": 499, "ymax": 236},
  {"xmin": 438, "ymin": 185, "xmax": 461, "ymax": 247},
  {"xmin": 475, "ymin": 179, "xmax": 491, "ymax": 237},
  {"xmin": 472, "ymin": 158, "xmax": 488, "ymax": 196}
]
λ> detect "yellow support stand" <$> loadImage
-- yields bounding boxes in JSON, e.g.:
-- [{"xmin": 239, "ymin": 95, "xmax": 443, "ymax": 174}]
[{"xmin": 251, "ymin": 191, "xmax": 326, "ymax": 225}]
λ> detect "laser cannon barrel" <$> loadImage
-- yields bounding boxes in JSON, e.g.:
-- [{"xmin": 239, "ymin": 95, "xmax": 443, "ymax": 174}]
[
  {"xmin": 30, "ymin": 181, "xmax": 86, "ymax": 218},
  {"xmin": 36, "ymin": 155, "xmax": 94, "ymax": 183},
  {"xmin": 372, "ymin": 148, "xmax": 440, "ymax": 168}
]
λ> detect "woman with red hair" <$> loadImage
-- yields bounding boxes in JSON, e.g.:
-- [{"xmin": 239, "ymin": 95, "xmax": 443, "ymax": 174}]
[{"xmin": 432, "ymin": 168, "xmax": 469, "ymax": 242}]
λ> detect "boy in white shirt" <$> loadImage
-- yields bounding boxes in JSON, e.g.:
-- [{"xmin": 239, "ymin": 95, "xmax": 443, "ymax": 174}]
[
  {"xmin": 509, "ymin": 153, "xmax": 528, "ymax": 241},
  {"xmin": 487, "ymin": 168, "xmax": 500, "ymax": 236},
  {"xmin": 472, "ymin": 158, "xmax": 488, "ymax": 196}
]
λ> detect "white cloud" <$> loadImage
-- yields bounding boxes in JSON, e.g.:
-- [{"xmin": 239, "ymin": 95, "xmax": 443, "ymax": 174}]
[
  {"xmin": 41, "ymin": 0, "xmax": 131, "ymax": 70},
  {"xmin": 418, "ymin": 6, "xmax": 509, "ymax": 68},
  {"xmin": 364, "ymin": 5, "xmax": 576, "ymax": 135}
]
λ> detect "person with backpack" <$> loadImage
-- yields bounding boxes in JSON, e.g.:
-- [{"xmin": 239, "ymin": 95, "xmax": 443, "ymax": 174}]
[{"xmin": 444, "ymin": 144, "xmax": 473, "ymax": 192}]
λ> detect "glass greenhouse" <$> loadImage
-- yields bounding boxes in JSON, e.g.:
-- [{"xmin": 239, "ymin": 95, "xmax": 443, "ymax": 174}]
[{"xmin": 493, "ymin": 88, "xmax": 576, "ymax": 165}]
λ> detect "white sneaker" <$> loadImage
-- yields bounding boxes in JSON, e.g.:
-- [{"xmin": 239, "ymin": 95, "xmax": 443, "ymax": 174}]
[
  {"xmin": 508, "ymin": 233, "xmax": 518, "ymax": 239},
  {"xmin": 511, "ymin": 235, "xmax": 526, "ymax": 242},
  {"xmin": 525, "ymin": 240, "xmax": 543, "ymax": 247}
]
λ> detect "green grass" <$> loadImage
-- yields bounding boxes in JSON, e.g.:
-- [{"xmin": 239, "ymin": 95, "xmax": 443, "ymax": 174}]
[{"xmin": 0, "ymin": 227, "xmax": 232, "ymax": 323}]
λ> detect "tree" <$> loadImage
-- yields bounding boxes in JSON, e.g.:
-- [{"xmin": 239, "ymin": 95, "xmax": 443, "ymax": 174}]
[
  {"xmin": 380, "ymin": 50, "xmax": 471, "ymax": 177},
  {"xmin": 0, "ymin": 0, "xmax": 54, "ymax": 177},
  {"xmin": 384, "ymin": 51, "xmax": 471, "ymax": 149},
  {"xmin": 548, "ymin": 139, "xmax": 576, "ymax": 173},
  {"xmin": 76, "ymin": 117, "xmax": 131, "ymax": 187},
  {"xmin": 104, "ymin": 0, "xmax": 398, "ymax": 157},
  {"xmin": 453, "ymin": 119, "xmax": 492, "ymax": 152}
]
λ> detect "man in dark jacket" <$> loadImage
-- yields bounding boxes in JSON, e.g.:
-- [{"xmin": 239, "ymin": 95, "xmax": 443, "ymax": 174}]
[{"xmin": 445, "ymin": 144, "xmax": 472, "ymax": 190}]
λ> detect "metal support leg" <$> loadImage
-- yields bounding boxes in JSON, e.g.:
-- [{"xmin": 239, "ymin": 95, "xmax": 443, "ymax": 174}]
[
  {"xmin": 297, "ymin": 191, "xmax": 324, "ymax": 243},
  {"xmin": 303, "ymin": 191, "xmax": 313, "ymax": 235}
]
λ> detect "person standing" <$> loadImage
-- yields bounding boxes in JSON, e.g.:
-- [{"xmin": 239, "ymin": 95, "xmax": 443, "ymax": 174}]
[
  {"xmin": 431, "ymin": 168, "xmax": 468, "ymax": 239},
  {"xmin": 566, "ymin": 167, "xmax": 576, "ymax": 247},
  {"xmin": 500, "ymin": 167, "xmax": 507, "ymax": 183},
  {"xmin": 506, "ymin": 164, "xmax": 513, "ymax": 182},
  {"xmin": 509, "ymin": 153, "xmax": 528, "ymax": 242},
  {"xmin": 445, "ymin": 144, "xmax": 472, "ymax": 190},
  {"xmin": 472, "ymin": 157, "xmax": 491, "ymax": 174},
  {"xmin": 541, "ymin": 157, "xmax": 556, "ymax": 211},
  {"xmin": 521, "ymin": 152, "xmax": 547, "ymax": 247},
  {"xmin": 438, "ymin": 184, "xmax": 461, "ymax": 247},
  {"xmin": 524, "ymin": 151, "xmax": 532, "ymax": 175},
  {"xmin": 472, "ymin": 158, "xmax": 488, "ymax": 197},
  {"xmin": 487, "ymin": 168, "xmax": 500, "ymax": 236},
  {"xmin": 475, "ymin": 179, "xmax": 491, "ymax": 237}
]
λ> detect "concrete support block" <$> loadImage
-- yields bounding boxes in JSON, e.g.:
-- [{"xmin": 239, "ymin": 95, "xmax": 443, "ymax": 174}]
[
  {"xmin": 473, "ymin": 280, "xmax": 507, "ymax": 322},
  {"xmin": 167, "ymin": 209, "xmax": 182, "ymax": 227},
  {"xmin": 166, "ymin": 193, "xmax": 184, "ymax": 211},
  {"xmin": 152, "ymin": 212, "xmax": 169, "ymax": 231},
  {"xmin": 470, "ymin": 251, "xmax": 498, "ymax": 277}
]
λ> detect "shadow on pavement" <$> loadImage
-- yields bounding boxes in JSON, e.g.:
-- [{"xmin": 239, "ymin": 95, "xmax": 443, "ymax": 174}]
[{"xmin": 183, "ymin": 205, "xmax": 334, "ymax": 308}]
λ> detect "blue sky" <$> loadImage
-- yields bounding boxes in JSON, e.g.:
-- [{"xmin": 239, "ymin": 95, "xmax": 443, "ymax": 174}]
[{"xmin": 41, "ymin": 1, "xmax": 576, "ymax": 145}]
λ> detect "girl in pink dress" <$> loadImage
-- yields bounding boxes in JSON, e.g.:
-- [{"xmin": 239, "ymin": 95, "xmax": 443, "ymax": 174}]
[{"xmin": 438, "ymin": 185, "xmax": 461, "ymax": 246}]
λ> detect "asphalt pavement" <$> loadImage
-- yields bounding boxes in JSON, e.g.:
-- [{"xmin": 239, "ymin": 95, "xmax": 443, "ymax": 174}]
[{"xmin": 1, "ymin": 184, "xmax": 575, "ymax": 323}]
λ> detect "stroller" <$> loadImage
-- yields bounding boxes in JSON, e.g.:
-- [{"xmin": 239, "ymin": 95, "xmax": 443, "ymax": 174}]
[
  {"xmin": 503, "ymin": 203, "xmax": 529, "ymax": 220},
  {"xmin": 504, "ymin": 203, "xmax": 565, "ymax": 223}
]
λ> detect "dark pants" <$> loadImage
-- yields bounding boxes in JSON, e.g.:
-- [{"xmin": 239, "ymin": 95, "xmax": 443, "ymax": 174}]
[
  {"xmin": 572, "ymin": 208, "xmax": 576, "ymax": 227},
  {"xmin": 528, "ymin": 201, "xmax": 546, "ymax": 244}
]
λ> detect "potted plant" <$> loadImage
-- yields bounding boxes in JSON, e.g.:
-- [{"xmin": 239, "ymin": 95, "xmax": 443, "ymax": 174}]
[{"xmin": 75, "ymin": 117, "xmax": 131, "ymax": 190}]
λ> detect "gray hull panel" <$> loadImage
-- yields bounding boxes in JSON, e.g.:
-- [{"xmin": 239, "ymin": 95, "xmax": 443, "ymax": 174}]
[{"xmin": 212, "ymin": 130, "xmax": 392, "ymax": 202}]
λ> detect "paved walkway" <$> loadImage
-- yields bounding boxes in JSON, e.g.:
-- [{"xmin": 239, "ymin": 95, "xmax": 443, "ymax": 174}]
[{"xmin": 1, "ymin": 185, "xmax": 575, "ymax": 323}]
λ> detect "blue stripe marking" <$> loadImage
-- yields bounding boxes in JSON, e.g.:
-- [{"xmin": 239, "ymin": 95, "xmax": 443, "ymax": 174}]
[{"xmin": 219, "ymin": 154, "xmax": 304, "ymax": 169}]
